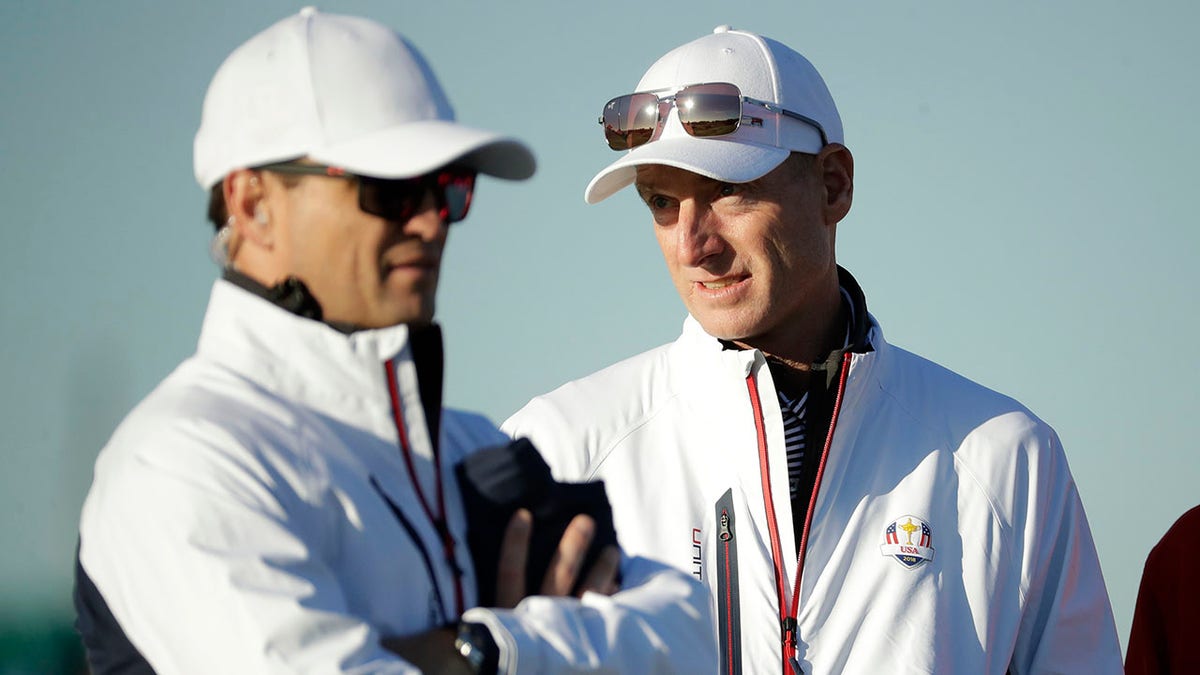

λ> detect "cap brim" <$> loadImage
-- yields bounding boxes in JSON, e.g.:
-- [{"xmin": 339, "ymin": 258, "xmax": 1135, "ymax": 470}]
[
  {"xmin": 584, "ymin": 135, "xmax": 790, "ymax": 204},
  {"xmin": 312, "ymin": 120, "xmax": 536, "ymax": 181}
]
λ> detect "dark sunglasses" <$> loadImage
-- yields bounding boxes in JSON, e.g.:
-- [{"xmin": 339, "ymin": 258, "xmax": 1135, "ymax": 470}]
[
  {"xmin": 256, "ymin": 162, "xmax": 477, "ymax": 224},
  {"xmin": 599, "ymin": 82, "xmax": 828, "ymax": 151}
]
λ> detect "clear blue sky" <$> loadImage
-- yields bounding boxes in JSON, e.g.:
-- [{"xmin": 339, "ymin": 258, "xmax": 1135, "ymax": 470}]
[{"xmin": 3, "ymin": 0, "xmax": 1197, "ymax": 654}]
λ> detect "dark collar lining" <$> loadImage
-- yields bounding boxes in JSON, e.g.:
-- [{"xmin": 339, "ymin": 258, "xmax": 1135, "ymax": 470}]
[
  {"xmin": 810, "ymin": 265, "xmax": 873, "ymax": 390},
  {"xmin": 222, "ymin": 268, "xmax": 327, "ymax": 324}
]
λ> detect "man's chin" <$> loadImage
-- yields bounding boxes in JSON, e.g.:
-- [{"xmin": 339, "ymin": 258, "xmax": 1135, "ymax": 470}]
[
  {"xmin": 692, "ymin": 313, "xmax": 753, "ymax": 342},
  {"xmin": 346, "ymin": 302, "xmax": 435, "ymax": 330}
]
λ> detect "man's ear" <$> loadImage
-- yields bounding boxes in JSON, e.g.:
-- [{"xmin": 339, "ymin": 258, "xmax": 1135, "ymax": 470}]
[
  {"xmin": 223, "ymin": 169, "xmax": 273, "ymax": 247},
  {"xmin": 818, "ymin": 143, "xmax": 854, "ymax": 224}
]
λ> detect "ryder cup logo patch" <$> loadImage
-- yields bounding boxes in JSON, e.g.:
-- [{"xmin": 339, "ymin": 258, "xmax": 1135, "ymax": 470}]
[{"xmin": 880, "ymin": 515, "xmax": 935, "ymax": 569}]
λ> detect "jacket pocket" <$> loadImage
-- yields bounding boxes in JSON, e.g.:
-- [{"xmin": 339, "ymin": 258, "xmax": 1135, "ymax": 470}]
[{"xmin": 716, "ymin": 488, "xmax": 742, "ymax": 675}]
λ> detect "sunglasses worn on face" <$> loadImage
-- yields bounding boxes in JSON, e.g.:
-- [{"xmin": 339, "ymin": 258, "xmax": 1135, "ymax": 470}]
[
  {"xmin": 599, "ymin": 82, "xmax": 829, "ymax": 151},
  {"xmin": 256, "ymin": 162, "xmax": 478, "ymax": 224}
]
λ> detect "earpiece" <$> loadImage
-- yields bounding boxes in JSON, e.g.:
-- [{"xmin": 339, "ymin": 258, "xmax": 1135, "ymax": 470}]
[
  {"xmin": 255, "ymin": 207, "xmax": 268, "ymax": 224},
  {"xmin": 209, "ymin": 224, "xmax": 232, "ymax": 268}
]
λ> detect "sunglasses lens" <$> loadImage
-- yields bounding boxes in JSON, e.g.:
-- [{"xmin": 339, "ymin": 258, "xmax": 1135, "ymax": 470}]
[
  {"xmin": 356, "ymin": 171, "xmax": 476, "ymax": 224},
  {"xmin": 600, "ymin": 84, "xmax": 746, "ymax": 150},
  {"xmin": 358, "ymin": 177, "xmax": 424, "ymax": 222},
  {"xmin": 675, "ymin": 83, "xmax": 742, "ymax": 137},
  {"xmin": 602, "ymin": 92, "xmax": 660, "ymax": 150},
  {"xmin": 440, "ymin": 171, "xmax": 476, "ymax": 223}
]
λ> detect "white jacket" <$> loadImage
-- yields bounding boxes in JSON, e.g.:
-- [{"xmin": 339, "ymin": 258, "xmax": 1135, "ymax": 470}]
[
  {"xmin": 504, "ymin": 314, "xmax": 1123, "ymax": 674},
  {"xmin": 76, "ymin": 279, "xmax": 714, "ymax": 674}
]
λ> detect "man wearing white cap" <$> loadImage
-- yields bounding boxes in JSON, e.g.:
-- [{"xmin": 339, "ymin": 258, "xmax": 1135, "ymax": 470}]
[
  {"xmin": 73, "ymin": 10, "xmax": 713, "ymax": 674},
  {"xmin": 504, "ymin": 26, "xmax": 1123, "ymax": 674}
]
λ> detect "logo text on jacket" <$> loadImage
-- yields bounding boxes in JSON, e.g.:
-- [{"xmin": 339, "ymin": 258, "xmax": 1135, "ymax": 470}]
[{"xmin": 880, "ymin": 515, "xmax": 935, "ymax": 569}]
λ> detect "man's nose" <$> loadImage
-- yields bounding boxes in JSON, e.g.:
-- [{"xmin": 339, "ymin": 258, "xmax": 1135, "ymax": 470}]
[
  {"xmin": 675, "ymin": 200, "xmax": 724, "ymax": 268},
  {"xmin": 403, "ymin": 189, "xmax": 448, "ymax": 241}
]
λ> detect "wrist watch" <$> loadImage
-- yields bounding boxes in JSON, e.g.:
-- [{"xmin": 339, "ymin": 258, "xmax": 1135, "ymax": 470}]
[{"xmin": 454, "ymin": 620, "xmax": 500, "ymax": 674}]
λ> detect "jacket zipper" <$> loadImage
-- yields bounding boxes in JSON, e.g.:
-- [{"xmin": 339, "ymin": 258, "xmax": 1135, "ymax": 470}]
[
  {"xmin": 744, "ymin": 351, "xmax": 853, "ymax": 674},
  {"xmin": 715, "ymin": 489, "xmax": 742, "ymax": 675},
  {"xmin": 384, "ymin": 360, "xmax": 465, "ymax": 617}
]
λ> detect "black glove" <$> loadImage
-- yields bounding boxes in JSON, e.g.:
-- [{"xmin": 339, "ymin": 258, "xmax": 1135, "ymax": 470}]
[{"xmin": 455, "ymin": 438, "xmax": 620, "ymax": 606}]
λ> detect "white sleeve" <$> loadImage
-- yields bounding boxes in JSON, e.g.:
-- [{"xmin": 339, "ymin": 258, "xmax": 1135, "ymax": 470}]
[
  {"xmin": 464, "ymin": 556, "xmax": 717, "ymax": 674},
  {"xmin": 498, "ymin": 402, "xmax": 718, "ymax": 673},
  {"xmin": 502, "ymin": 396, "xmax": 599, "ymax": 481},
  {"xmin": 78, "ymin": 420, "xmax": 418, "ymax": 675},
  {"xmin": 1008, "ymin": 432, "xmax": 1123, "ymax": 674}
]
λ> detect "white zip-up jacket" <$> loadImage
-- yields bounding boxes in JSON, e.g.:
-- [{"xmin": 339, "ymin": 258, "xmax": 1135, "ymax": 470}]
[
  {"xmin": 76, "ymin": 279, "xmax": 714, "ymax": 674},
  {"xmin": 504, "ymin": 312, "xmax": 1123, "ymax": 674}
]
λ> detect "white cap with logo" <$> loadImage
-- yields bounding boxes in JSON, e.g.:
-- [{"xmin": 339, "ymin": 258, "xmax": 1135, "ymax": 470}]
[
  {"xmin": 584, "ymin": 26, "xmax": 842, "ymax": 204},
  {"xmin": 194, "ymin": 8, "xmax": 535, "ymax": 190}
]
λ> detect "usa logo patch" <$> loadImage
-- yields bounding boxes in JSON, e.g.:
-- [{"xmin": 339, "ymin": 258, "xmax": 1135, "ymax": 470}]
[{"xmin": 880, "ymin": 515, "xmax": 935, "ymax": 569}]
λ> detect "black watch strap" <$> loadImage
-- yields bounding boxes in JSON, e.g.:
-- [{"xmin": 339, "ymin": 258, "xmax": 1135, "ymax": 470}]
[{"xmin": 454, "ymin": 620, "xmax": 500, "ymax": 675}]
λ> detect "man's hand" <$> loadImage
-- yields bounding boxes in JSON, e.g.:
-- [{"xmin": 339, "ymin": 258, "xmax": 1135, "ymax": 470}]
[
  {"xmin": 385, "ymin": 511, "xmax": 622, "ymax": 666},
  {"xmin": 494, "ymin": 508, "xmax": 621, "ymax": 608},
  {"xmin": 382, "ymin": 627, "xmax": 471, "ymax": 674}
]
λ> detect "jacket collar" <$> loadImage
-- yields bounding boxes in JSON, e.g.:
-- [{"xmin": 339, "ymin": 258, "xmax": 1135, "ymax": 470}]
[
  {"xmin": 222, "ymin": 268, "xmax": 325, "ymax": 323},
  {"xmin": 196, "ymin": 279, "xmax": 444, "ymax": 448}
]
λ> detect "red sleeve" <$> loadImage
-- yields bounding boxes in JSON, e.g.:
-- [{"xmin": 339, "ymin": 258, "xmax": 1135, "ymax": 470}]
[
  {"xmin": 1125, "ymin": 505, "xmax": 1200, "ymax": 675},
  {"xmin": 1124, "ymin": 548, "xmax": 1166, "ymax": 675}
]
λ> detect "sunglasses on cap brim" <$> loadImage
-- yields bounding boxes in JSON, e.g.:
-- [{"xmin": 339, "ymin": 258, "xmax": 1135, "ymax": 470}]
[
  {"xmin": 599, "ymin": 82, "xmax": 828, "ymax": 151},
  {"xmin": 255, "ymin": 162, "xmax": 477, "ymax": 224}
]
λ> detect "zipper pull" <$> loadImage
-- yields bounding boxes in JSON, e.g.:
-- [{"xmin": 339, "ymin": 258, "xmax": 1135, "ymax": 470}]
[
  {"xmin": 782, "ymin": 616, "xmax": 802, "ymax": 674},
  {"xmin": 718, "ymin": 509, "xmax": 733, "ymax": 541},
  {"xmin": 782, "ymin": 615, "xmax": 798, "ymax": 649}
]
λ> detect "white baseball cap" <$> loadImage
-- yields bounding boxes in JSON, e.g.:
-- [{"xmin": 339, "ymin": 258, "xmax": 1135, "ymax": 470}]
[
  {"xmin": 584, "ymin": 26, "xmax": 842, "ymax": 204},
  {"xmin": 194, "ymin": 8, "xmax": 535, "ymax": 190}
]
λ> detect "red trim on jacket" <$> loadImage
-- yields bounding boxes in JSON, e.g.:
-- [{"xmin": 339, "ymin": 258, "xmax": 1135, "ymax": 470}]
[
  {"xmin": 745, "ymin": 350, "xmax": 853, "ymax": 674},
  {"xmin": 384, "ymin": 360, "xmax": 465, "ymax": 616}
]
